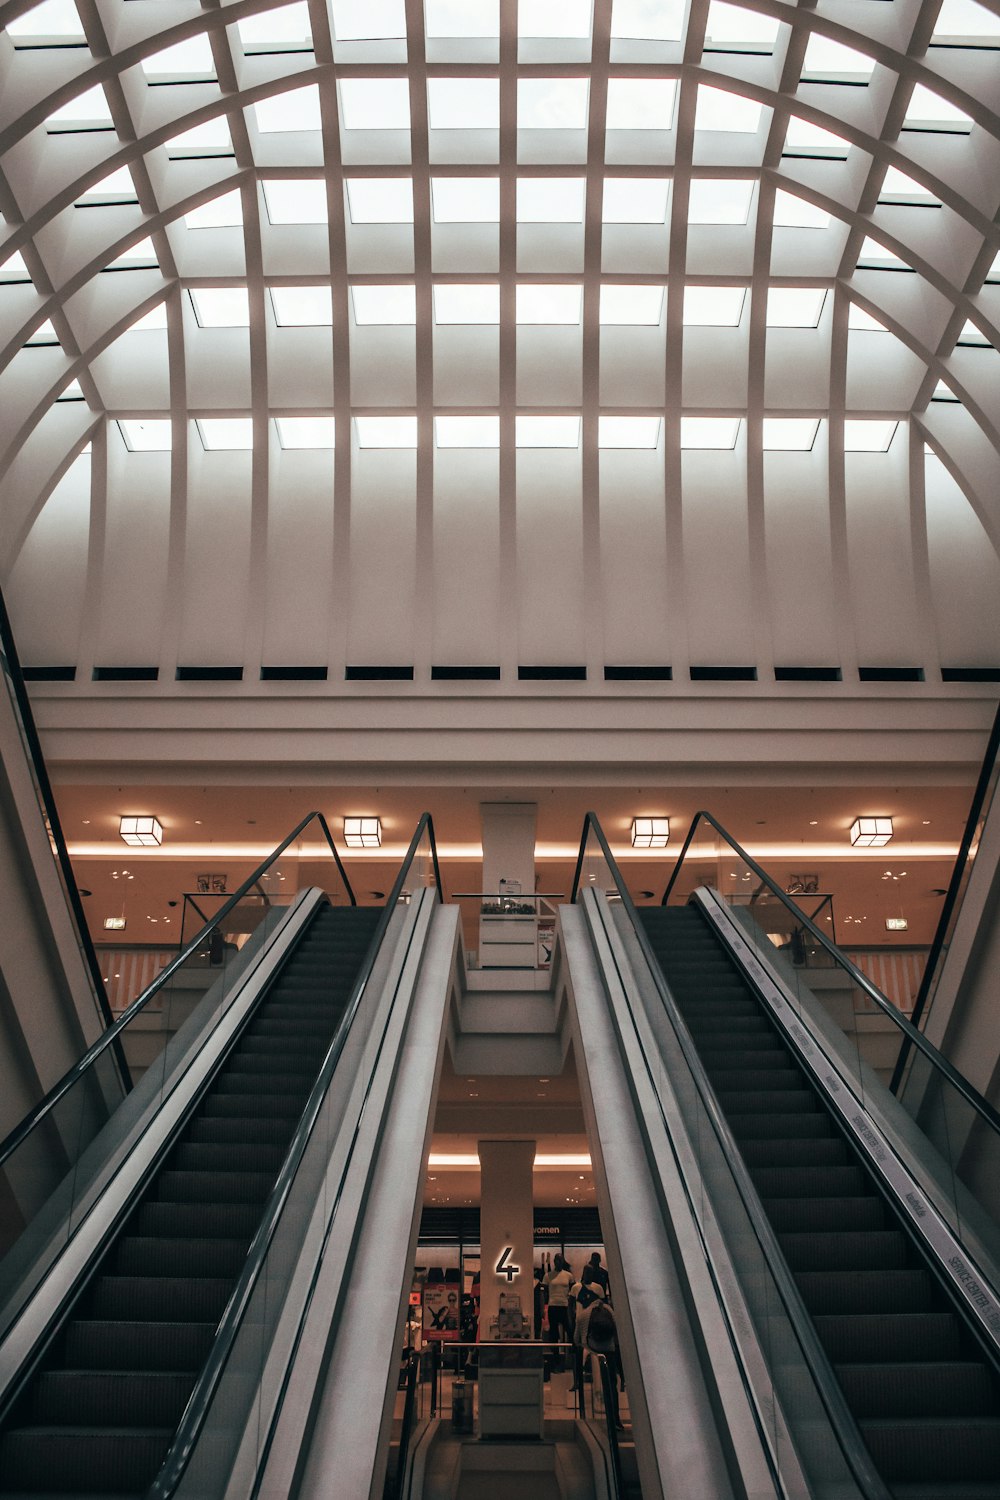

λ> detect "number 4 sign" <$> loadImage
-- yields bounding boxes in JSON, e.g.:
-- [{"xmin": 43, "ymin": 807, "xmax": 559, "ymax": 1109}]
[{"xmin": 495, "ymin": 1246, "xmax": 520, "ymax": 1283}]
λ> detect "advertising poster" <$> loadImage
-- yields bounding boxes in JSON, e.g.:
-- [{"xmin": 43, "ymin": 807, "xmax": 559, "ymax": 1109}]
[{"xmin": 422, "ymin": 1281, "xmax": 460, "ymax": 1341}]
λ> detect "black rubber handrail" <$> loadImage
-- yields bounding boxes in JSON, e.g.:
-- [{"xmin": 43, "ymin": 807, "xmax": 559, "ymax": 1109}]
[
  {"xmin": 0, "ymin": 810, "xmax": 357, "ymax": 1173},
  {"xmin": 658, "ymin": 809, "xmax": 1000, "ymax": 1138},
  {"xmin": 594, "ymin": 1353, "xmax": 625, "ymax": 1500},
  {"xmin": 890, "ymin": 696, "xmax": 1000, "ymax": 1092},
  {"xmin": 147, "ymin": 812, "xmax": 441, "ymax": 1499},
  {"xmin": 393, "ymin": 1350, "xmax": 421, "ymax": 1500},
  {"xmin": 572, "ymin": 811, "xmax": 891, "ymax": 1500},
  {"xmin": 0, "ymin": 585, "xmax": 118, "ymax": 1041}
]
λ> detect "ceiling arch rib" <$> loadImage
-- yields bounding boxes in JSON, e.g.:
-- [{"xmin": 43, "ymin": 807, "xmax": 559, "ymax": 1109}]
[{"xmin": 0, "ymin": 0, "xmax": 999, "ymax": 719}]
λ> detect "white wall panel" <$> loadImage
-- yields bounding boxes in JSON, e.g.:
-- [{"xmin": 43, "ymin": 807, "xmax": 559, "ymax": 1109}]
[
  {"xmin": 6, "ymin": 452, "xmax": 91, "ymax": 665},
  {"xmin": 346, "ymin": 446, "xmax": 416, "ymax": 665},
  {"xmin": 95, "ymin": 431, "xmax": 171, "ymax": 665},
  {"xmin": 925, "ymin": 453, "xmax": 1000, "ymax": 668},
  {"xmin": 261, "ymin": 448, "xmax": 336, "ymax": 667},
  {"xmin": 844, "ymin": 439, "xmax": 922, "ymax": 667},
  {"xmin": 599, "ymin": 448, "xmax": 669, "ymax": 665},
  {"xmin": 681, "ymin": 448, "xmax": 753, "ymax": 664},
  {"xmin": 763, "ymin": 443, "xmax": 838, "ymax": 666},
  {"xmin": 515, "ymin": 449, "xmax": 584, "ymax": 664},
  {"xmin": 176, "ymin": 442, "xmax": 253, "ymax": 665},
  {"xmin": 432, "ymin": 448, "xmax": 500, "ymax": 664}
]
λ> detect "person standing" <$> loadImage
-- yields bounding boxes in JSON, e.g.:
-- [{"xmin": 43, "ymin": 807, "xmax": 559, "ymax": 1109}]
[
  {"xmin": 575, "ymin": 1287, "xmax": 623, "ymax": 1428},
  {"xmin": 543, "ymin": 1253, "xmax": 574, "ymax": 1370}
]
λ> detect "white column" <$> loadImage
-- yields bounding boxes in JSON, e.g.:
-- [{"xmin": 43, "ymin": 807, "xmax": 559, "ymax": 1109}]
[{"xmin": 478, "ymin": 1138, "xmax": 535, "ymax": 1338}]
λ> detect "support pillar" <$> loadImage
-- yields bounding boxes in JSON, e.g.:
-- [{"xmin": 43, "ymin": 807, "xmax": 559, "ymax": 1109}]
[{"xmin": 478, "ymin": 1138, "xmax": 535, "ymax": 1339}]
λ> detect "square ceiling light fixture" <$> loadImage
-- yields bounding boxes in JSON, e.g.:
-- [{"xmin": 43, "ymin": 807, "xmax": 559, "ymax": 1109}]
[
  {"xmin": 120, "ymin": 816, "xmax": 163, "ymax": 847},
  {"xmin": 850, "ymin": 816, "xmax": 893, "ymax": 847},
  {"xmin": 631, "ymin": 817, "xmax": 669, "ymax": 848},
  {"xmin": 344, "ymin": 816, "xmax": 382, "ymax": 848}
]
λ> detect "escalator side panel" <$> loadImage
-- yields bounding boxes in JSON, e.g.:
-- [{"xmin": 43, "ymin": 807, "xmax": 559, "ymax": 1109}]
[
  {"xmin": 0, "ymin": 904, "xmax": 383, "ymax": 1499},
  {"xmin": 639, "ymin": 904, "xmax": 1000, "ymax": 1498}
]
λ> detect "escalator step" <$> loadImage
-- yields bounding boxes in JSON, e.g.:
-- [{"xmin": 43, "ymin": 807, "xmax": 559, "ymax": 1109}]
[
  {"xmin": 63, "ymin": 1321, "xmax": 215, "ymax": 1372},
  {"xmin": 814, "ymin": 1312, "xmax": 962, "ymax": 1363},
  {"xmin": 170, "ymin": 1142, "xmax": 287, "ymax": 1175},
  {"xmin": 716, "ymin": 1089, "xmax": 818, "ymax": 1115},
  {"xmin": 218, "ymin": 1055, "xmax": 318, "ymax": 1078},
  {"xmin": 697, "ymin": 1048, "xmax": 791, "ymax": 1071},
  {"xmin": 29, "ymin": 1371, "xmax": 193, "ymax": 1428},
  {"xmin": 778, "ymin": 1230, "xmax": 908, "ymax": 1271},
  {"xmin": 749, "ymin": 1164, "xmax": 867, "ymax": 1197},
  {"xmin": 84, "ymin": 1276, "xmax": 233, "ymax": 1324},
  {"xmin": 836, "ymin": 1361, "xmax": 994, "ymax": 1419},
  {"xmin": 111, "ymin": 1236, "xmax": 248, "ymax": 1279},
  {"xmin": 684, "ymin": 1016, "xmax": 772, "ymax": 1037},
  {"xmin": 795, "ymin": 1268, "xmax": 934, "ymax": 1315},
  {"xmin": 728, "ymin": 1114, "xmax": 833, "ymax": 1141},
  {"xmin": 187, "ymin": 1117, "xmax": 293, "ymax": 1146},
  {"xmin": 858, "ymin": 1417, "xmax": 1000, "ymax": 1483},
  {"xmin": 738, "ymin": 1138, "xmax": 849, "ymax": 1169},
  {"xmin": 0, "ymin": 1428, "xmax": 173, "ymax": 1494},
  {"xmin": 703, "ymin": 1068, "xmax": 803, "ymax": 1091},
  {"xmin": 763, "ymin": 1197, "xmax": 887, "ymax": 1233},
  {"xmin": 153, "ymin": 1170, "xmax": 275, "ymax": 1204},
  {"xmin": 209, "ymin": 1073, "xmax": 315, "ymax": 1096},
  {"xmin": 131, "ymin": 1202, "xmax": 262, "ymax": 1240},
  {"xmin": 199, "ymin": 1093, "xmax": 304, "ymax": 1119}
]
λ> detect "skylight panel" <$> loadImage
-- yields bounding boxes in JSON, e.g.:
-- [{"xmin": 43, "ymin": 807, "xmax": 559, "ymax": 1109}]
[
  {"xmin": 7, "ymin": 0, "xmax": 85, "ymax": 40},
  {"xmin": 107, "ymin": 236, "xmax": 158, "ymax": 268},
  {"xmin": 185, "ymin": 191, "xmax": 243, "ymax": 230},
  {"xmin": 680, "ymin": 417, "xmax": 740, "ymax": 449},
  {"xmin": 606, "ymin": 79, "xmax": 677, "ymax": 130},
  {"xmin": 189, "ymin": 288, "xmax": 250, "ymax": 328},
  {"xmin": 142, "ymin": 35, "xmax": 215, "ymax": 78},
  {"xmin": 254, "ymin": 85, "xmax": 322, "ymax": 133},
  {"xmin": 766, "ymin": 288, "xmax": 826, "ymax": 327},
  {"xmin": 197, "ymin": 418, "xmax": 254, "ymax": 450},
  {"xmin": 519, "ymin": 0, "xmax": 592, "ymax": 38},
  {"xmin": 333, "ymin": 0, "xmax": 405, "ymax": 40},
  {"xmin": 773, "ymin": 190, "xmax": 830, "ymax": 229},
  {"xmin": 517, "ymin": 178, "xmax": 586, "ymax": 223},
  {"xmin": 57, "ymin": 379, "xmax": 84, "ymax": 401},
  {"xmin": 599, "ymin": 285, "xmax": 665, "ymax": 324},
  {"xmin": 598, "ymin": 416, "xmax": 662, "ymax": 447},
  {"xmin": 270, "ymin": 286, "xmax": 333, "ymax": 325},
  {"xmin": 339, "ymin": 79, "xmax": 411, "ymax": 131},
  {"xmin": 986, "ymin": 252, "xmax": 1000, "ymax": 283},
  {"xmin": 933, "ymin": 0, "xmax": 1000, "ymax": 38},
  {"xmin": 683, "ymin": 286, "xmax": 746, "ymax": 326},
  {"xmin": 932, "ymin": 379, "xmax": 960, "ymax": 401},
  {"xmin": 425, "ymin": 0, "xmax": 500, "ymax": 37},
  {"xmin": 762, "ymin": 417, "xmax": 820, "ymax": 450},
  {"xmin": 77, "ymin": 167, "xmax": 136, "ymax": 204},
  {"xmin": 431, "ymin": 177, "xmax": 500, "ymax": 222},
  {"xmin": 263, "ymin": 180, "xmax": 329, "ymax": 225},
  {"xmin": 119, "ymin": 419, "xmax": 171, "ymax": 452},
  {"xmin": 346, "ymin": 179, "xmax": 414, "ymax": 224},
  {"xmin": 879, "ymin": 167, "xmax": 939, "ymax": 202},
  {"xmin": 166, "ymin": 118, "xmax": 233, "ymax": 154},
  {"xmin": 238, "ymin": 3, "xmax": 312, "ymax": 48},
  {"xmin": 602, "ymin": 178, "xmax": 670, "ymax": 223},
  {"xmin": 516, "ymin": 284, "xmax": 583, "ymax": 323},
  {"xmin": 0, "ymin": 251, "xmax": 31, "ymax": 283},
  {"xmin": 129, "ymin": 303, "xmax": 168, "ymax": 331},
  {"xmin": 611, "ymin": 0, "xmax": 684, "ymax": 42},
  {"xmin": 276, "ymin": 417, "xmax": 336, "ymax": 448},
  {"xmin": 351, "ymin": 284, "xmax": 417, "ymax": 324},
  {"xmin": 784, "ymin": 117, "xmax": 850, "ymax": 154},
  {"xmin": 704, "ymin": 2, "xmax": 780, "ymax": 48},
  {"xmin": 46, "ymin": 84, "xmax": 113, "ymax": 129},
  {"xmin": 858, "ymin": 236, "xmax": 906, "ymax": 268},
  {"xmin": 688, "ymin": 179, "xmax": 754, "ymax": 225},
  {"xmin": 427, "ymin": 78, "xmax": 499, "ymax": 129},
  {"xmin": 801, "ymin": 36, "xmax": 875, "ymax": 79},
  {"xmin": 957, "ymin": 318, "xmax": 992, "ymax": 345},
  {"xmin": 355, "ymin": 415, "xmax": 418, "ymax": 447},
  {"xmin": 848, "ymin": 304, "xmax": 887, "ymax": 331},
  {"xmin": 515, "ymin": 415, "xmax": 581, "ymax": 446},
  {"xmin": 844, "ymin": 419, "xmax": 898, "ymax": 451},
  {"xmin": 517, "ymin": 78, "xmax": 590, "ymax": 129},
  {"xmin": 695, "ymin": 86, "xmax": 762, "ymax": 133},
  {"xmin": 435, "ymin": 415, "xmax": 501, "ymax": 446},
  {"xmin": 25, "ymin": 319, "xmax": 59, "ymax": 347},
  {"xmin": 434, "ymin": 284, "xmax": 500, "ymax": 323},
  {"xmin": 904, "ymin": 83, "xmax": 973, "ymax": 130}
]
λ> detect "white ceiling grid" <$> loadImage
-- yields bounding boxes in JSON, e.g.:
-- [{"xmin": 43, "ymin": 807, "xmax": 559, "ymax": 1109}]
[{"xmin": 0, "ymin": 0, "xmax": 999, "ymax": 728}]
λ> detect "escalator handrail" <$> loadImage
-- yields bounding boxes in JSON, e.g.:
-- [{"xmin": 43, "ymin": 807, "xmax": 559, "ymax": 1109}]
[
  {"xmin": 393, "ymin": 1350, "xmax": 421, "ymax": 1500},
  {"xmin": 0, "ymin": 584, "xmax": 118, "ymax": 1040},
  {"xmin": 890, "ymin": 696, "xmax": 1000, "ymax": 1091},
  {"xmin": 572, "ymin": 811, "xmax": 892, "ymax": 1500},
  {"xmin": 0, "ymin": 810, "xmax": 357, "ymax": 1173},
  {"xmin": 146, "ymin": 812, "xmax": 441, "ymax": 1500},
  {"xmin": 659, "ymin": 809, "xmax": 1000, "ymax": 1138},
  {"xmin": 593, "ymin": 1354, "xmax": 625, "ymax": 1500}
]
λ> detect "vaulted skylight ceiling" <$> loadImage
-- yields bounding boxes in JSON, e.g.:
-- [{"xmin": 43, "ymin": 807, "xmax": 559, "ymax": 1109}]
[{"xmin": 3, "ymin": 0, "xmax": 1000, "ymax": 704}]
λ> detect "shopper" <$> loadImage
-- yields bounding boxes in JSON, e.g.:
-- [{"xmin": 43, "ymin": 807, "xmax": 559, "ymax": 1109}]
[
  {"xmin": 544, "ymin": 1253, "xmax": 574, "ymax": 1370},
  {"xmin": 575, "ymin": 1287, "xmax": 623, "ymax": 1429},
  {"xmin": 588, "ymin": 1251, "xmax": 610, "ymax": 1298}
]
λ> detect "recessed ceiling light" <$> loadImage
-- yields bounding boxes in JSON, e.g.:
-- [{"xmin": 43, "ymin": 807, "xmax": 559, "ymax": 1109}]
[
  {"xmin": 851, "ymin": 816, "xmax": 893, "ymax": 847},
  {"xmin": 344, "ymin": 815, "xmax": 382, "ymax": 846}
]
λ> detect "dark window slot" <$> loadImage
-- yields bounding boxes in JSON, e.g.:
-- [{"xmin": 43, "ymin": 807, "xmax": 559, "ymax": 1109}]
[
  {"xmin": 431, "ymin": 665, "xmax": 501, "ymax": 681},
  {"xmin": 518, "ymin": 665, "xmax": 587, "ymax": 681},
  {"xmin": 345, "ymin": 665, "xmax": 414, "ymax": 681},
  {"xmin": 92, "ymin": 666, "xmax": 159, "ymax": 682},
  {"xmin": 859, "ymin": 666, "xmax": 925, "ymax": 682},
  {"xmin": 690, "ymin": 665, "xmax": 758, "ymax": 682},
  {"xmin": 775, "ymin": 666, "xmax": 842, "ymax": 682},
  {"xmin": 604, "ymin": 666, "xmax": 673, "ymax": 681}
]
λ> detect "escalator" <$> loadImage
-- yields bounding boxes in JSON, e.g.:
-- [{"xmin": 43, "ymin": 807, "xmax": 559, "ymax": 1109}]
[
  {"xmin": 0, "ymin": 901, "xmax": 382, "ymax": 1497},
  {"xmin": 639, "ymin": 903, "xmax": 1000, "ymax": 1497}
]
